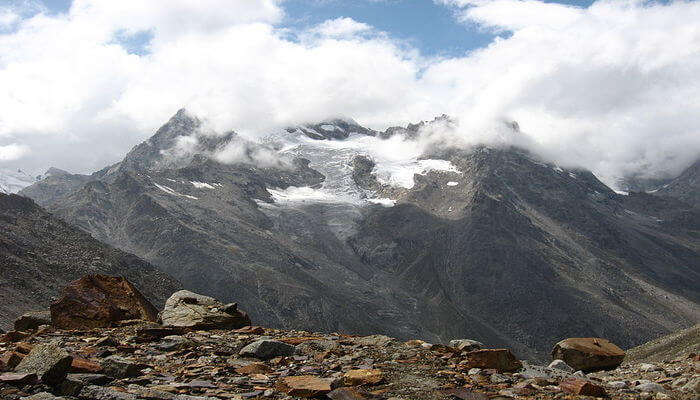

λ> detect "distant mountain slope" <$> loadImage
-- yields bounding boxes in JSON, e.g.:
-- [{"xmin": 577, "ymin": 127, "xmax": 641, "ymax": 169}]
[
  {"xmin": 20, "ymin": 110, "xmax": 700, "ymax": 360},
  {"xmin": 624, "ymin": 324, "xmax": 699, "ymax": 363},
  {"xmin": 0, "ymin": 193, "xmax": 181, "ymax": 330},
  {"xmin": 0, "ymin": 168, "xmax": 40, "ymax": 194},
  {"xmin": 657, "ymin": 158, "xmax": 700, "ymax": 207}
]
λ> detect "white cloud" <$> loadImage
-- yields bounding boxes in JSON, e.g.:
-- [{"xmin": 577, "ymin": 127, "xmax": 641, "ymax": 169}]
[
  {"xmin": 310, "ymin": 17, "xmax": 373, "ymax": 38},
  {"xmin": 0, "ymin": 143, "xmax": 29, "ymax": 161},
  {"xmin": 0, "ymin": 0, "xmax": 698, "ymax": 185}
]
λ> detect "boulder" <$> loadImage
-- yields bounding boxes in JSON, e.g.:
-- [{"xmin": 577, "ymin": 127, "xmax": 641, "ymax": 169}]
[
  {"xmin": 14, "ymin": 311, "xmax": 51, "ymax": 331},
  {"xmin": 160, "ymin": 290, "xmax": 250, "ymax": 330},
  {"xmin": 14, "ymin": 342, "xmax": 73, "ymax": 385},
  {"xmin": 460, "ymin": 349, "xmax": 522, "ymax": 372},
  {"xmin": 275, "ymin": 375, "xmax": 333, "ymax": 397},
  {"xmin": 50, "ymin": 275, "xmax": 158, "ymax": 329},
  {"xmin": 449, "ymin": 339, "xmax": 484, "ymax": 352},
  {"xmin": 239, "ymin": 339, "xmax": 296, "ymax": 359},
  {"xmin": 548, "ymin": 359, "xmax": 574, "ymax": 372},
  {"xmin": 551, "ymin": 338, "xmax": 625, "ymax": 372}
]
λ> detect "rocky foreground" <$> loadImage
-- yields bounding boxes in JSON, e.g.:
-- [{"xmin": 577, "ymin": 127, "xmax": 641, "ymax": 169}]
[{"xmin": 0, "ymin": 276, "xmax": 698, "ymax": 400}]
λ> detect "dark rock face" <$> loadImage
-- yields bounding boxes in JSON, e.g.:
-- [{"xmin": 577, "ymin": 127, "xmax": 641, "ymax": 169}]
[
  {"xmin": 657, "ymin": 158, "xmax": 700, "ymax": 207},
  {"xmin": 19, "ymin": 111, "xmax": 700, "ymax": 361},
  {"xmin": 50, "ymin": 275, "xmax": 159, "ymax": 329},
  {"xmin": 0, "ymin": 193, "xmax": 181, "ymax": 330}
]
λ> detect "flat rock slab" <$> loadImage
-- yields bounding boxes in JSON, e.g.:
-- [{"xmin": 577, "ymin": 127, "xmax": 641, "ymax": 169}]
[
  {"xmin": 239, "ymin": 339, "xmax": 295, "ymax": 360},
  {"xmin": 0, "ymin": 372, "xmax": 38, "ymax": 385},
  {"xmin": 343, "ymin": 369, "xmax": 384, "ymax": 385},
  {"xmin": 275, "ymin": 375, "xmax": 333, "ymax": 397},
  {"xmin": 552, "ymin": 338, "xmax": 625, "ymax": 372},
  {"xmin": 14, "ymin": 342, "xmax": 72, "ymax": 385}
]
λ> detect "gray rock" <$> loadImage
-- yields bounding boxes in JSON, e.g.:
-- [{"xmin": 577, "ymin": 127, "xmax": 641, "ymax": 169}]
[
  {"xmin": 608, "ymin": 381, "xmax": 627, "ymax": 389},
  {"xmin": 20, "ymin": 393, "xmax": 66, "ymax": 400},
  {"xmin": 449, "ymin": 339, "xmax": 483, "ymax": 352},
  {"xmin": 14, "ymin": 311, "xmax": 52, "ymax": 331},
  {"xmin": 635, "ymin": 382, "xmax": 666, "ymax": 393},
  {"xmin": 353, "ymin": 335, "xmax": 394, "ymax": 347},
  {"xmin": 157, "ymin": 335, "xmax": 195, "ymax": 351},
  {"xmin": 295, "ymin": 339, "xmax": 338, "ymax": 356},
  {"xmin": 14, "ymin": 342, "xmax": 73, "ymax": 385},
  {"xmin": 548, "ymin": 359, "xmax": 574, "ymax": 373},
  {"xmin": 100, "ymin": 356, "xmax": 146, "ymax": 378},
  {"xmin": 58, "ymin": 373, "xmax": 113, "ymax": 396},
  {"xmin": 79, "ymin": 385, "xmax": 138, "ymax": 400},
  {"xmin": 160, "ymin": 290, "xmax": 251, "ymax": 330},
  {"xmin": 239, "ymin": 340, "xmax": 296, "ymax": 360}
]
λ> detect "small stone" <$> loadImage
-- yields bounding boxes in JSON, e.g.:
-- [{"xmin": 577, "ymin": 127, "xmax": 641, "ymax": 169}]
[
  {"xmin": 343, "ymin": 369, "xmax": 383, "ymax": 386},
  {"xmin": 235, "ymin": 362, "xmax": 272, "ymax": 375},
  {"xmin": 20, "ymin": 392, "xmax": 65, "ymax": 400},
  {"xmin": 93, "ymin": 337, "xmax": 120, "ymax": 347},
  {"xmin": 608, "ymin": 380, "xmax": 627, "ymax": 389},
  {"xmin": 548, "ymin": 359, "xmax": 574, "ymax": 372},
  {"xmin": 14, "ymin": 341, "xmax": 73, "ymax": 385},
  {"xmin": 156, "ymin": 335, "xmax": 194, "ymax": 351},
  {"xmin": 70, "ymin": 358, "xmax": 103, "ymax": 373},
  {"xmin": 639, "ymin": 363, "xmax": 661, "ymax": 372},
  {"xmin": 295, "ymin": 339, "xmax": 338, "ymax": 356},
  {"xmin": 239, "ymin": 340, "xmax": 295, "ymax": 360},
  {"xmin": 327, "ymin": 387, "xmax": 380, "ymax": 400},
  {"xmin": 353, "ymin": 335, "xmax": 394, "ymax": 347},
  {"xmin": 275, "ymin": 375, "xmax": 333, "ymax": 397}
]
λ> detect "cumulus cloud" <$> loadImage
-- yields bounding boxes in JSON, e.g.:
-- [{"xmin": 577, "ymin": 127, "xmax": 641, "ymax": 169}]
[
  {"xmin": 0, "ymin": 0, "xmax": 698, "ymax": 186},
  {"xmin": 0, "ymin": 143, "xmax": 29, "ymax": 161}
]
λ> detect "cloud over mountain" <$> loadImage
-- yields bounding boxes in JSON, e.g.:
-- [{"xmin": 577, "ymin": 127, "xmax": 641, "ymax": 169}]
[{"xmin": 0, "ymin": 0, "xmax": 698, "ymax": 186}]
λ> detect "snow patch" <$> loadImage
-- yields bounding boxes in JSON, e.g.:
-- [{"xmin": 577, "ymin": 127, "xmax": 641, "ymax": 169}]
[
  {"xmin": 191, "ymin": 181, "xmax": 215, "ymax": 189},
  {"xmin": 154, "ymin": 183, "xmax": 199, "ymax": 200},
  {"xmin": 366, "ymin": 198, "xmax": 396, "ymax": 207},
  {"xmin": 268, "ymin": 186, "xmax": 353, "ymax": 205},
  {"xmin": 375, "ymin": 159, "xmax": 461, "ymax": 189},
  {"xmin": 447, "ymin": 181, "xmax": 459, "ymax": 186},
  {"xmin": 568, "ymin": 172, "xmax": 577, "ymax": 179},
  {"xmin": 553, "ymin": 166, "xmax": 563, "ymax": 173},
  {"xmin": 320, "ymin": 124, "xmax": 339, "ymax": 131}
]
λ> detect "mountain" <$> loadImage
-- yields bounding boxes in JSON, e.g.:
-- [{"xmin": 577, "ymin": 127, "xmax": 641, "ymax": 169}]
[
  {"xmin": 0, "ymin": 193, "xmax": 181, "ymax": 330},
  {"xmin": 656, "ymin": 158, "xmax": 700, "ymax": 207},
  {"xmin": 20, "ymin": 110, "xmax": 700, "ymax": 360},
  {"xmin": 0, "ymin": 168, "xmax": 41, "ymax": 194}
]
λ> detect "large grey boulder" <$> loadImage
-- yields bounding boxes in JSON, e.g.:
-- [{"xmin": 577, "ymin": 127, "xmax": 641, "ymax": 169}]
[
  {"xmin": 160, "ymin": 290, "xmax": 250, "ymax": 330},
  {"xmin": 100, "ymin": 356, "xmax": 146, "ymax": 379},
  {"xmin": 239, "ymin": 340, "xmax": 295, "ymax": 360},
  {"xmin": 551, "ymin": 338, "xmax": 625, "ymax": 372},
  {"xmin": 14, "ymin": 342, "xmax": 72, "ymax": 385}
]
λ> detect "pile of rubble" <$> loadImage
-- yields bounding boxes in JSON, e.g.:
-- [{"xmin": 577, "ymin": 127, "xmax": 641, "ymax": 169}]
[{"xmin": 1, "ymin": 275, "xmax": 698, "ymax": 399}]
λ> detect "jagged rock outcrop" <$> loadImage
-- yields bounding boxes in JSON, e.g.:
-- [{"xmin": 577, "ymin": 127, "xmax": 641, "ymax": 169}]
[{"xmin": 50, "ymin": 275, "xmax": 160, "ymax": 329}]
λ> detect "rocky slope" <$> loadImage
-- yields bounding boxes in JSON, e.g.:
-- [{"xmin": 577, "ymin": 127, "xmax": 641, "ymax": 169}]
[
  {"xmin": 0, "ymin": 169, "xmax": 41, "ymax": 194},
  {"xmin": 0, "ymin": 315, "xmax": 698, "ymax": 400},
  {"xmin": 657, "ymin": 158, "xmax": 700, "ymax": 207},
  {"xmin": 19, "ymin": 110, "xmax": 700, "ymax": 361},
  {"xmin": 0, "ymin": 193, "xmax": 181, "ymax": 329}
]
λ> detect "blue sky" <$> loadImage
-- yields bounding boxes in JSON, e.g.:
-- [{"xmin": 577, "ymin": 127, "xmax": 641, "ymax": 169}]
[{"xmin": 39, "ymin": 0, "xmax": 596, "ymax": 57}]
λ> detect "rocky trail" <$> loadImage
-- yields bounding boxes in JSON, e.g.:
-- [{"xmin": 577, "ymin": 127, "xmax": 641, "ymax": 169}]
[{"xmin": 1, "ymin": 275, "xmax": 698, "ymax": 400}]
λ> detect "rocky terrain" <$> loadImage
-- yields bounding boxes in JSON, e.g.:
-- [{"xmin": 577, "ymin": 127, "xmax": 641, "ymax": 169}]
[
  {"xmin": 0, "ymin": 193, "xmax": 181, "ymax": 329},
  {"xmin": 0, "ymin": 278, "xmax": 698, "ymax": 400},
  {"xmin": 19, "ymin": 109, "xmax": 700, "ymax": 361}
]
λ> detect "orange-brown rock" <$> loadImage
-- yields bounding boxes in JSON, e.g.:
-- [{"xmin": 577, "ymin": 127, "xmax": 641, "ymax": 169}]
[
  {"xmin": 70, "ymin": 357, "xmax": 104, "ymax": 373},
  {"xmin": 50, "ymin": 275, "xmax": 159, "ymax": 329},
  {"xmin": 559, "ymin": 377, "xmax": 607, "ymax": 397},
  {"xmin": 461, "ymin": 349, "xmax": 522, "ymax": 372},
  {"xmin": 235, "ymin": 362, "xmax": 273, "ymax": 375},
  {"xmin": 343, "ymin": 369, "xmax": 384, "ymax": 386},
  {"xmin": 551, "ymin": 338, "xmax": 625, "ymax": 372},
  {"xmin": 276, "ymin": 375, "xmax": 333, "ymax": 397},
  {"xmin": 0, "ymin": 330, "xmax": 30, "ymax": 343},
  {"xmin": 235, "ymin": 326, "xmax": 265, "ymax": 335}
]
